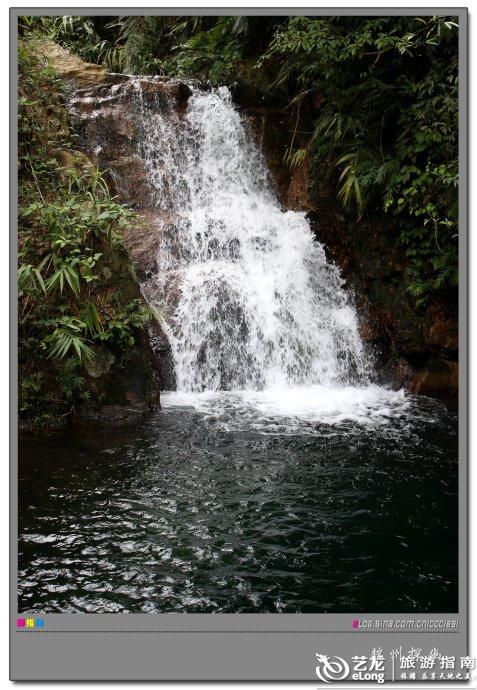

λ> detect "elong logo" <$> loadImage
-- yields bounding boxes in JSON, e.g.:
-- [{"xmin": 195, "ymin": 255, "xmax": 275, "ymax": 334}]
[{"xmin": 315, "ymin": 653, "xmax": 350, "ymax": 682}]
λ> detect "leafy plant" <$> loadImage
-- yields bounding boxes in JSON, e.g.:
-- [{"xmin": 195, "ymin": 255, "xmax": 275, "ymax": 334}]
[
  {"xmin": 43, "ymin": 316, "xmax": 94, "ymax": 361},
  {"xmin": 18, "ymin": 38, "xmax": 150, "ymax": 426},
  {"xmin": 261, "ymin": 15, "xmax": 458, "ymax": 300}
]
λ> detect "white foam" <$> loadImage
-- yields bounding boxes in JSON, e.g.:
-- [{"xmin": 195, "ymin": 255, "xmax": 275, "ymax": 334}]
[{"xmin": 161, "ymin": 386, "xmax": 412, "ymax": 431}]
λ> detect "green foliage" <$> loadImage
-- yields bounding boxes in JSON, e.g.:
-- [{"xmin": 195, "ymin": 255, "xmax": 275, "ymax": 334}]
[
  {"xmin": 19, "ymin": 14, "xmax": 265, "ymax": 84},
  {"xmin": 18, "ymin": 39, "xmax": 149, "ymax": 426},
  {"xmin": 43, "ymin": 316, "xmax": 95, "ymax": 361},
  {"xmin": 96, "ymin": 299, "xmax": 151, "ymax": 347},
  {"xmin": 18, "ymin": 15, "xmax": 127, "ymax": 71},
  {"xmin": 109, "ymin": 16, "xmax": 192, "ymax": 75},
  {"xmin": 261, "ymin": 15, "xmax": 458, "ymax": 301},
  {"xmin": 19, "ymin": 372, "xmax": 52, "ymax": 428},
  {"xmin": 58, "ymin": 360, "xmax": 91, "ymax": 405},
  {"xmin": 169, "ymin": 17, "xmax": 244, "ymax": 83},
  {"xmin": 73, "ymin": 15, "xmax": 248, "ymax": 82}
]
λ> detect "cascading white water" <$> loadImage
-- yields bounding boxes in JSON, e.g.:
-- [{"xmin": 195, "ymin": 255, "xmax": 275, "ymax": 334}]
[
  {"xmin": 87, "ymin": 79, "xmax": 411, "ymax": 428},
  {"xmin": 138, "ymin": 86, "xmax": 371, "ymax": 389}
]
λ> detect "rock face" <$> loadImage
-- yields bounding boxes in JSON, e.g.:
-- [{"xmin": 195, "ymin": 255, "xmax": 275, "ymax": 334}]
[
  {"xmin": 65, "ymin": 74, "xmax": 189, "ymax": 390},
  {"xmin": 80, "ymin": 240, "xmax": 163, "ymax": 411}
]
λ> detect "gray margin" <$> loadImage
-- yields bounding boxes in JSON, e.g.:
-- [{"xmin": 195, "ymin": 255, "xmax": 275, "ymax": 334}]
[{"xmin": 10, "ymin": 6, "xmax": 469, "ymax": 681}]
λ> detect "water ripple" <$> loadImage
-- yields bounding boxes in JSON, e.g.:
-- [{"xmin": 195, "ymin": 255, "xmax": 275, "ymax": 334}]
[{"xmin": 18, "ymin": 400, "xmax": 457, "ymax": 613}]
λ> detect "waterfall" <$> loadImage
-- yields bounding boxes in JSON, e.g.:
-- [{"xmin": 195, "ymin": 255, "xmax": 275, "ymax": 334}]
[
  {"xmin": 136, "ymin": 85, "xmax": 372, "ymax": 392},
  {"xmin": 71, "ymin": 78, "xmax": 410, "ymax": 427}
]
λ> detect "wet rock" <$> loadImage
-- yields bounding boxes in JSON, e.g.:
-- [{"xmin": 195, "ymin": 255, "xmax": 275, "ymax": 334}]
[
  {"xmin": 414, "ymin": 360, "xmax": 459, "ymax": 397},
  {"xmin": 85, "ymin": 347, "xmax": 115, "ymax": 378},
  {"xmin": 123, "ymin": 212, "xmax": 161, "ymax": 278},
  {"xmin": 359, "ymin": 321, "xmax": 378, "ymax": 342},
  {"xmin": 64, "ymin": 69, "xmax": 184, "ymax": 394},
  {"xmin": 287, "ymin": 157, "xmax": 314, "ymax": 211},
  {"xmin": 393, "ymin": 357, "xmax": 458, "ymax": 397},
  {"xmin": 144, "ymin": 319, "xmax": 176, "ymax": 390},
  {"xmin": 84, "ymin": 343, "xmax": 161, "ymax": 409},
  {"xmin": 425, "ymin": 306, "xmax": 458, "ymax": 352},
  {"xmin": 176, "ymin": 81, "xmax": 193, "ymax": 107},
  {"xmin": 246, "ymin": 109, "xmax": 291, "ymax": 205},
  {"xmin": 393, "ymin": 357, "xmax": 418, "ymax": 390},
  {"xmin": 104, "ymin": 158, "xmax": 152, "ymax": 206}
]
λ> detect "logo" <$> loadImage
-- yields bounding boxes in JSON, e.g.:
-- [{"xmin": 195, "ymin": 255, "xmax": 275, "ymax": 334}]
[
  {"xmin": 315, "ymin": 653, "xmax": 350, "ymax": 682},
  {"xmin": 313, "ymin": 648, "xmax": 476, "ymax": 683}
]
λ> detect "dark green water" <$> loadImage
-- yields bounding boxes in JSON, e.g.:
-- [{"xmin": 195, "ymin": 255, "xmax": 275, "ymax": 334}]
[{"xmin": 18, "ymin": 396, "xmax": 458, "ymax": 614}]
